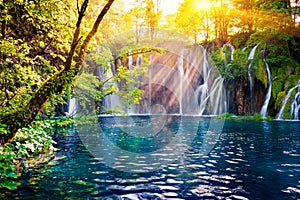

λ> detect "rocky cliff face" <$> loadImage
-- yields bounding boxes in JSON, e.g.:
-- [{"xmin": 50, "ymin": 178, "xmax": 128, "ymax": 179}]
[{"xmin": 226, "ymin": 76, "xmax": 267, "ymax": 115}]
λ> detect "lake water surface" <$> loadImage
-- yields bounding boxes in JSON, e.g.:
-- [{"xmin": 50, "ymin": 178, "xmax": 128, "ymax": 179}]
[{"xmin": 7, "ymin": 116, "xmax": 300, "ymax": 199}]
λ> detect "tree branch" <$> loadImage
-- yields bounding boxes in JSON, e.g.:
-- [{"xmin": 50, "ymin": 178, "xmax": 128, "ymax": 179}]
[
  {"xmin": 65, "ymin": 0, "xmax": 89, "ymax": 70},
  {"xmin": 75, "ymin": 0, "xmax": 115, "ymax": 70}
]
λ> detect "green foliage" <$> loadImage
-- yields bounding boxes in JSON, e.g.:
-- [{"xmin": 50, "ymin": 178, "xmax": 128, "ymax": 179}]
[
  {"xmin": 248, "ymin": 31, "xmax": 296, "ymax": 68},
  {"xmin": 0, "ymin": 0, "xmax": 76, "ymax": 118},
  {"xmin": 210, "ymin": 48, "xmax": 227, "ymax": 77},
  {"xmin": 73, "ymin": 43, "xmax": 151, "ymax": 114},
  {"xmin": 217, "ymin": 112, "xmax": 266, "ymax": 121},
  {"xmin": 272, "ymin": 80, "xmax": 283, "ymax": 99},
  {"xmin": 275, "ymin": 91, "xmax": 286, "ymax": 110},
  {"xmin": 0, "ymin": 143, "xmax": 18, "ymax": 191},
  {"xmin": 266, "ymin": 115, "xmax": 274, "ymax": 121},
  {"xmin": 0, "ymin": 120, "xmax": 59, "ymax": 191},
  {"xmin": 230, "ymin": 49, "xmax": 249, "ymax": 77},
  {"xmin": 0, "ymin": 117, "xmax": 73, "ymax": 191},
  {"xmin": 74, "ymin": 115, "xmax": 98, "ymax": 126},
  {"xmin": 253, "ymin": 113, "xmax": 263, "ymax": 121},
  {"xmin": 211, "ymin": 47, "xmax": 248, "ymax": 78},
  {"xmin": 73, "ymin": 72, "xmax": 103, "ymax": 114},
  {"xmin": 231, "ymin": 32, "xmax": 252, "ymax": 48},
  {"xmin": 254, "ymin": 61, "xmax": 268, "ymax": 88},
  {"xmin": 286, "ymin": 75, "xmax": 299, "ymax": 89},
  {"xmin": 217, "ymin": 112, "xmax": 237, "ymax": 119}
]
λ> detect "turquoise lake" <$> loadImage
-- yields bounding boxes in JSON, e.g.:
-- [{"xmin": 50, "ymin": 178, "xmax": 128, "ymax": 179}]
[{"xmin": 7, "ymin": 116, "xmax": 300, "ymax": 200}]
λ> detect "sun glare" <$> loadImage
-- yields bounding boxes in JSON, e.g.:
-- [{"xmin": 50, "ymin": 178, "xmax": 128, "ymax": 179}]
[{"xmin": 196, "ymin": 0, "xmax": 211, "ymax": 10}]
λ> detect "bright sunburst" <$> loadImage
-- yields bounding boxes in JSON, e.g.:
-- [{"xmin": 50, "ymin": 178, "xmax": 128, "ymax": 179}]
[{"xmin": 196, "ymin": 0, "xmax": 212, "ymax": 10}]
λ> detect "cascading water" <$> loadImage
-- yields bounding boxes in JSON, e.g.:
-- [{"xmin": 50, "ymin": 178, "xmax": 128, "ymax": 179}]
[
  {"xmin": 222, "ymin": 43, "xmax": 235, "ymax": 65},
  {"xmin": 98, "ymin": 44, "xmax": 227, "ymax": 116},
  {"xmin": 127, "ymin": 51, "xmax": 136, "ymax": 114},
  {"xmin": 260, "ymin": 60, "xmax": 272, "ymax": 118},
  {"xmin": 102, "ymin": 63, "xmax": 122, "ymax": 113},
  {"xmin": 195, "ymin": 48, "xmax": 212, "ymax": 115},
  {"xmin": 193, "ymin": 46, "xmax": 227, "ymax": 116},
  {"xmin": 227, "ymin": 43, "xmax": 235, "ymax": 61},
  {"xmin": 291, "ymin": 91, "xmax": 300, "ymax": 120},
  {"xmin": 128, "ymin": 50, "xmax": 133, "ymax": 70},
  {"xmin": 222, "ymin": 43, "xmax": 234, "ymax": 111},
  {"xmin": 68, "ymin": 98, "xmax": 78, "ymax": 116},
  {"xmin": 276, "ymin": 79, "xmax": 300, "ymax": 120},
  {"xmin": 148, "ymin": 55, "xmax": 152, "ymax": 114},
  {"xmin": 128, "ymin": 53, "xmax": 144, "ymax": 114},
  {"xmin": 248, "ymin": 44, "xmax": 260, "ymax": 112},
  {"xmin": 178, "ymin": 49, "xmax": 185, "ymax": 115},
  {"xmin": 208, "ymin": 76, "xmax": 227, "ymax": 115},
  {"xmin": 136, "ymin": 54, "xmax": 143, "ymax": 68}
]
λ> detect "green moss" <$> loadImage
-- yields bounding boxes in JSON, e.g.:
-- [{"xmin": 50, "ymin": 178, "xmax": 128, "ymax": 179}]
[
  {"xmin": 272, "ymin": 80, "xmax": 283, "ymax": 99},
  {"xmin": 287, "ymin": 75, "xmax": 298, "ymax": 88},
  {"xmin": 275, "ymin": 91, "xmax": 286, "ymax": 110},
  {"xmin": 255, "ymin": 61, "xmax": 268, "ymax": 88},
  {"xmin": 296, "ymin": 66, "xmax": 300, "ymax": 76},
  {"xmin": 283, "ymin": 100, "xmax": 292, "ymax": 119},
  {"xmin": 217, "ymin": 112, "xmax": 237, "ymax": 119},
  {"xmin": 266, "ymin": 115, "xmax": 274, "ymax": 121},
  {"xmin": 253, "ymin": 113, "xmax": 263, "ymax": 121},
  {"xmin": 276, "ymin": 68, "xmax": 287, "ymax": 80}
]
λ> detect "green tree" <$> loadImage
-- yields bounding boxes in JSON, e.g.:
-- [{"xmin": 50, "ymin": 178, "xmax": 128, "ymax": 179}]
[
  {"xmin": 230, "ymin": 0, "xmax": 256, "ymax": 33},
  {"xmin": 0, "ymin": 0, "xmax": 115, "ymax": 146},
  {"xmin": 173, "ymin": 0, "xmax": 203, "ymax": 43}
]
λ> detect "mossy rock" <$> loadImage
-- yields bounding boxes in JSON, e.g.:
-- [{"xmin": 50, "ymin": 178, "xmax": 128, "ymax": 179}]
[
  {"xmin": 254, "ymin": 61, "xmax": 268, "ymax": 88},
  {"xmin": 272, "ymin": 80, "xmax": 283, "ymax": 99},
  {"xmin": 275, "ymin": 91, "xmax": 286, "ymax": 110},
  {"xmin": 287, "ymin": 74, "xmax": 298, "ymax": 84},
  {"xmin": 283, "ymin": 100, "xmax": 292, "ymax": 119},
  {"xmin": 296, "ymin": 66, "xmax": 300, "ymax": 76},
  {"xmin": 276, "ymin": 67, "xmax": 287, "ymax": 80}
]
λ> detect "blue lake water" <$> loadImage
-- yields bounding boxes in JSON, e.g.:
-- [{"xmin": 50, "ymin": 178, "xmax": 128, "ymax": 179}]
[{"xmin": 7, "ymin": 116, "xmax": 300, "ymax": 199}]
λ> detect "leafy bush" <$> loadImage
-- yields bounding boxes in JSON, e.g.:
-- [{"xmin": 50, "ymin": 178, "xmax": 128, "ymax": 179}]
[
  {"xmin": 217, "ymin": 112, "xmax": 236, "ymax": 119},
  {"xmin": 0, "ymin": 118, "xmax": 73, "ymax": 191},
  {"xmin": 253, "ymin": 113, "xmax": 263, "ymax": 121}
]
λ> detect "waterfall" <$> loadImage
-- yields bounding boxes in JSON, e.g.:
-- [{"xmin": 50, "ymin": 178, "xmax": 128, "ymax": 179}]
[
  {"xmin": 178, "ymin": 49, "xmax": 185, "ymax": 115},
  {"xmin": 291, "ymin": 91, "xmax": 300, "ymax": 120},
  {"xmin": 196, "ymin": 48, "xmax": 212, "ymax": 116},
  {"xmin": 136, "ymin": 54, "xmax": 143, "ymax": 68},
  {"xmin": 68, "ymin": 98, "xmax": 78, "ymax": 116},
  {"xmin": 260, "ymin": 60, "xmax": 272, "ymax": 118},
  {"xmin": 248, "ymin": 44, "xmax": 260, "ymax": 60},
  {"xmin": 276, "ymin": 79, "xmax": 300, "ymax": 120},
  {"xmin": 128, "ymin": 54, "xmax": 144, "ymax": 114},
  {"xmin": 128, "ymin": 50, "xmax": 133, "ymax": 70},
  {"xmin": 148, "ymin": 55, "xmax": 152, "ymax": 114},
  {"xmin": 208, "ymin": 76, "xmax": 227, "ymax": 115},
  {"xmin": 222, "ymin": 43, "xmax": 235, "ymax": 63},
  {"xmin": 102, "ymin": 63, "xmax": 121, "ymax": 113},
  {"xmin": 127, "ymin": 51, "xmax": 135, "ymax": 114},
  {"xmin": 248, "ymin": 44, "xmax": 260, "ymax": 112},
  {"xmin": 193, "ymin": 47, "xmax": 227, "ymax": 116},
  {"xmin": 227, "ymin": 43, "xmax": 235, "ymax": 61},
  {"xmin": 98, "ymin": 44, "xmax": 226, "ymax": 116}
]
